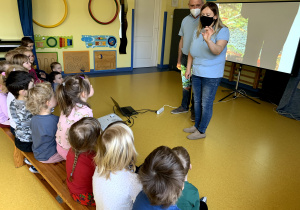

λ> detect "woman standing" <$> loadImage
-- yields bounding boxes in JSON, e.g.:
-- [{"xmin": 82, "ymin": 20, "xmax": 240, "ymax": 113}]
[{"xmin": 184, "ymin": 2, "xmax": 229, "ymax": 140}]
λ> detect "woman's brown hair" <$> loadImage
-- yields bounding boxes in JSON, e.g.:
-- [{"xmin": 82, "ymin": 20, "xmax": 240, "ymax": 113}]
[
  {"xmin": 172, "ymin": 146, "xmax": 191, "ymax": 176},
  {"xmin": 196, "ymin": 2, "xmax": 226, "ymax": 37}
]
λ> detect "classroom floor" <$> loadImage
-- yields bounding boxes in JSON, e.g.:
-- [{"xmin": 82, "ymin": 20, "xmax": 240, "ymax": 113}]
[{"xmin": 1, "ymin": 70, "xmax": 299, "ymax": 209}]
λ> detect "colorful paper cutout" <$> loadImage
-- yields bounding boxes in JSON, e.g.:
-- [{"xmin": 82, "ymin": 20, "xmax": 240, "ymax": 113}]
[
  {"xmin": 34, "ymin": 34, "xmax": 73, "ymax": 49},
  {"xmin": 81, "ymin": 35, "xmax": 117, "ymax": 48}
]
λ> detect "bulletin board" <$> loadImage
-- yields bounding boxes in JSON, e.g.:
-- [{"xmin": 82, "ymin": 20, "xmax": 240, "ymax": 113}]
[
  {"xmin": 63, "ymin": 51, "xmax": 90, "ymax": 74},
  {"xmin": 94, "ymin": 50, "xmax": 116, "ymax": 71},
  {"xmin": 36, "ymin": 52, "xmax": 58, "ymax": 74}
]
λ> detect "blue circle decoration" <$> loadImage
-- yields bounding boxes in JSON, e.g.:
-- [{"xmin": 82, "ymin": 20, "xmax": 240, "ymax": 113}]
[{"xmin": 108, "ymin": 37, "xmax": 116, "ymax": 47}]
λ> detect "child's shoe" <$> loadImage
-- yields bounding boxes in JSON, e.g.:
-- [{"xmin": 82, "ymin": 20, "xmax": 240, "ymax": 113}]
[
  {"xmin": 24, "ymin": 158, "xmax": 32, "ymax": 165},
  {"xmin": 29, "ymin": 166, "xmax": 39, "ymax": 174}
]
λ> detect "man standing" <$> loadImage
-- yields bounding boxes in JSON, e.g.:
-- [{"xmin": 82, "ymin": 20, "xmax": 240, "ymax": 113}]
[{"xmin": 171, "ymin": 0, "xmax": 203, "ymax": 121}]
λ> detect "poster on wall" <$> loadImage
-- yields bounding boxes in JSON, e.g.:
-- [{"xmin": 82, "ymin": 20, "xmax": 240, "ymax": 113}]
[
  {"xmin": 35, "ymin": 35, "xmax": 73, "ymax": 49},
  {"xmin": 81, "ymin": 35, "xmax": 117, "ymax": 48}
]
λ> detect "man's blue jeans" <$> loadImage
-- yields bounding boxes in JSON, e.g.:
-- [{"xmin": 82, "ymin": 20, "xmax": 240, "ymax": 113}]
[
  {"xmin": 180, "ymin": 54, "xmax": 194, "ymax": 111},
  {"xmin": 192, "ymin": 75, "xmax": 221, "ymax": 133}
]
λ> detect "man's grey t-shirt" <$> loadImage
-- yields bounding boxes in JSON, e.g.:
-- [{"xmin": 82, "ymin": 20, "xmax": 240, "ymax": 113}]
[{"xmin": 178, "ymin": 14, "xmax": 200, "ymax": 56}]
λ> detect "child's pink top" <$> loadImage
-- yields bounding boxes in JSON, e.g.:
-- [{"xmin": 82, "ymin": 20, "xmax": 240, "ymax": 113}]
[
  {"xmin": 29, "ymin": 67, "xmax": 41, "ymax": 83},
  {"xmin": 56, "ymin": 104, "xmax": 93, "ymax": 150},
  {"xmin": 0, "ymin": 93, "xmax": 9, "ymax": 125}
]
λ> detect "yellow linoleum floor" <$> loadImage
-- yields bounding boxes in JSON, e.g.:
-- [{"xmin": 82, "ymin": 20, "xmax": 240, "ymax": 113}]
[{"xmin": 1, "ymin": 71, "xmax": 299, "ymax": 209}]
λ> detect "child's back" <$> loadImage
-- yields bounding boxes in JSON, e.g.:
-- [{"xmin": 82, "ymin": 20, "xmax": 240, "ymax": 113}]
[
  {"xmin": 27, "ymin": 83, "xmax": 63, "ymax": 163},
  {"xmin": 93, "ymin": 122, "xmax": 142, "ymax": 210},
  {"xmin": 66, "ymin": 117, "xmax": 101, "ymax": 206},
  {"xmin": 55, "ymin": 74, "xmax": 94, "ymax": 159},
  {"xmin": 133, "ymin": 146, "xmax": 185, "ymax": 210}
]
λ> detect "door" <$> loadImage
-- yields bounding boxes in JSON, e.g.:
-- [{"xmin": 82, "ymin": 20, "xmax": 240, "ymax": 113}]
[{"xmin": 133, "ymin": 0, "xmax": 161, "ymax": 68}]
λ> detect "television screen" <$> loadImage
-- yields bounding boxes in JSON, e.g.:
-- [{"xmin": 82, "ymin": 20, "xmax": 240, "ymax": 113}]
[{"xmin": 218, "ymin": 2, "xmax": 300, "ymax": 74}]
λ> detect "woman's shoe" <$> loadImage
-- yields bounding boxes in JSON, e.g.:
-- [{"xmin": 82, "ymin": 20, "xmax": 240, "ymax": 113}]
[
  {"xmin": 187, "ymin": 130, "xmax": 206, "ymax": 140},
  {"xmin": 183, "ymin": 126, "xmax": 197, "ymax": 133}
]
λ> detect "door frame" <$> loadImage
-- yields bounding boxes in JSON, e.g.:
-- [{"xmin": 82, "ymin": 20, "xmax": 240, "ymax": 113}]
[{"xmin": 132, "ymin": 0, "xmax": 161, "ymax": 68}]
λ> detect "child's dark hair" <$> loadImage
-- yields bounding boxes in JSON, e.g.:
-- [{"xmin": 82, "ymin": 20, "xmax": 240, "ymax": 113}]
[
  {"xmin": 49, "ymin": 71, "xmax": 61, "ymax": 83},
  {"xmin": 172, "ymin": 146, "xmax": 191, "ymax": 176},
  {"xmin": 68, "ymin": 117, "xmax": 101, "ymax": 182},
  {"xmin": 6, "ymin": 71, "xmax": 33, "ymax": 98},
  {"xmin": 56, "ymin": 74, "xmax": 91, "ymax": 117},
  {"xmin": 138, "ymin": 146, "xmax": 185, "ymax": 207},
  {"xmin": 21, "ymin": 37, "xmax": 34, "ymax": 47},
  {"xmin": 50, "ymin": 62, "xmax": 61, "ymax": 71},
  {"xmin": 12, "ymin": 54, "xmax": 29, "ymax": 66}
]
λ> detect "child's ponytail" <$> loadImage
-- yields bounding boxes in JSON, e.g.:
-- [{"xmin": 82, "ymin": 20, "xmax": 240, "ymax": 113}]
[{"xmin": 56, "ymin": 74, "xmax": 91, "ymax": 117}]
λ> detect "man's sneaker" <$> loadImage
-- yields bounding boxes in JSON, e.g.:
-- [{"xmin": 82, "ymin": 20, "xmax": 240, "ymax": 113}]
[
  {"xmin": 171, "ymin": 106, "xmax": 188, "ymax": 114},
  {"xmin": 190, "ymin": 110, "xmax": 195, "ymax": 121},
  {"xmin": 24, "ymin": 158, "xmax": 32, "ymax": 165},
  {"xmin": 200, "ymin": 196, "xmax": 207, "ymax": 203},
  {"xmin": 29, "ymin": 166, "xmax": 39, "ymax": 174}
]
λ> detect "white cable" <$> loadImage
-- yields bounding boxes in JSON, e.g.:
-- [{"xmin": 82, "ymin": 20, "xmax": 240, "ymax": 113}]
[{"xmin": 163, "ymin": 105, "xmax": 178, "ymax": 109}]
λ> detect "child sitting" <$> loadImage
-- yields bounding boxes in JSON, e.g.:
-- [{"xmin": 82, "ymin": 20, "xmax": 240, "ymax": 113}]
[
  {"xmin": 12, "ymin": 54, "xmax": 41, "ymax": 83},
  {"xmin": 26, "ymin": 83, "xmax": 64, "ymax": 163},
  {"xmin": 93, "ymin": 122, "xmax": 142, "ymax": 209},
  {"xmin": 172, "ymin": 146, "xmax": 207, "ymax": 210},
  {"xmin": 66, "ymin": 117, "xmax": 101, "ymax": 206},
  {"xmin": 50, "ymin": 62, "xmax": 62, "ymax": 73},
  {"xmin": 5, "ymin": 65, "xmax": 28, "ymax": 136},
  {"xmin": 0, "ymin": 71, "xmax": 10, "ymax": 128},
  {"xmin": 49, "ymin": 71, "xmax": 63, "ymax": 91},
  {"xmin": 133, "ymin": 146, "xmax": 185, "ymax": 210},
  {"xmin": 21, "ymin": 36, "xmax": 34, "ymax": 51},
  {"xmin": 6, "ymin": 71, "xmax": 37, "ymax": 173},
  {"xmin": 56, "ymin": 74, "xmax": 94, "ymax": 159}
]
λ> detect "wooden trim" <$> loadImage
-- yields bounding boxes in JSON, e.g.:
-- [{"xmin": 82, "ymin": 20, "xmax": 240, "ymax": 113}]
[{"xmin": 253, "ymin": 68, "xmax": 262, "ymax": 89}]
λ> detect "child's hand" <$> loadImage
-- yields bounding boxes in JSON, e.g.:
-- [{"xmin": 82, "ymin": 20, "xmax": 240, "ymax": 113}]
[{"xmin": 40, "ymin": 72, "xmax": 46, "ymax": 79}]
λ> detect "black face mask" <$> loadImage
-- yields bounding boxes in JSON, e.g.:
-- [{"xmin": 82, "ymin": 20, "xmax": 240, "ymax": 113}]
[{"xmin": 200, "ymin": 16, "xmax": 215, "ymax": 27}]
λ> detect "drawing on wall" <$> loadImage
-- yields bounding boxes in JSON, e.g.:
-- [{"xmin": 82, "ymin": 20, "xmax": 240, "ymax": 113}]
[
  {"xmin": 35, "ymin": 34, "xmax": 73, "ymax": 49},
  {"xmin": 36, "ymin": 52, "xmax": 58, "ymax": 74},
  {"xmin": 63, "ymin": 51, "xmax": 90, "ymax": 74},
  {"xmin": 94, "ymin": 50, "xmax": 116, "ymax": 70},
  {"xmin": 81, "ymin": 35, "xmax": 117, "ymax": 48}
]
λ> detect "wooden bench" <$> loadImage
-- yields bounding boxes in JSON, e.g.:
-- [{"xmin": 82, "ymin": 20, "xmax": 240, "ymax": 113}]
[{"xmin": 2, "ymin": 127, "xmax": 96, "ymax": 210}]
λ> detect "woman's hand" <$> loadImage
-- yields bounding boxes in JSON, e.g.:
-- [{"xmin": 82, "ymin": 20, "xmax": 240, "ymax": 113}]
[
  {"xmin": 202, "ymin": 26, "xmax": 214, "ymax": 42},
  {"xmin": 185, "ymin": 69, "xmax": 191, "ymax": 79}
]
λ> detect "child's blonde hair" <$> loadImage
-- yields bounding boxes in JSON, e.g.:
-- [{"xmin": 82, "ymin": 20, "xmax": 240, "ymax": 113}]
[
  {"xmin": 0, "ymin": 60, "xmax": 11, "ymax": 72},
  {"xmin": 94, "ymin": 122, "xmax": 137, "ymax": 179},
  {"xmin": 5, "ymin": 50, "xmax": 19, "ymax": 63},
  {"xmin": 56, "ymin": 74, "xmax": 91, "ymax": 117},
  {"xmin": 26, "ymin": 82, "xmax": 53, "ymax": 115},
  {"xmin": 6, "ymin": 65, "xmax": 28, "ymax": 77},
  {"xmin": 68, "ymin": 117, "xmax": 101, "ymax": 182},
  {"xmin": 0, "ymin": 71, "xmax": 8, "ymax": 93},
  {"xmin": 12, "ymin": 54, "xmax": 29, "ymax": 66}
]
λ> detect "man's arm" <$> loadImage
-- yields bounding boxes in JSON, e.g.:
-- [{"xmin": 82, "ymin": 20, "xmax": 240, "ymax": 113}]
[{"xmin": 177, "ymin": 36, "xmax": 183, "ymax": 70}]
